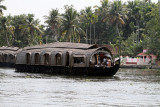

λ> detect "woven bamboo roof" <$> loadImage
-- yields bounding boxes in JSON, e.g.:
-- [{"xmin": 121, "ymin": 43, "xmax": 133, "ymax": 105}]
[
  {"xmin": 23, "ymin": 47, "xmax": 98, "ymax": 55},
  {"xmin": 24, "ymin": 42, "xmax": 98, "ymax": 50},
  {"xmin": 0, "ymin": 46, "xmax": 20, "ymax": 55},
  {"xmin": 0, "ymin": 46, "xmax": 19, "ymax": 51}
]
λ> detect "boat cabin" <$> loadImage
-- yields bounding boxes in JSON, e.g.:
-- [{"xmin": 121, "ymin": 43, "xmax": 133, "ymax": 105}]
[
  {"xmin": 0, "ymin": 46, "xmax": 19, "ymax": 67},
  {"xmin": 16, "ymin": 42, "xmax": 113, "ymax": 68}
]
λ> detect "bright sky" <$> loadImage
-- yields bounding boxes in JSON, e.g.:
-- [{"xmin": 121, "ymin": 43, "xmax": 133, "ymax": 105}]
[{"xmin": 2, "ymin": 0, "xmax": 158, "ymax": 24}]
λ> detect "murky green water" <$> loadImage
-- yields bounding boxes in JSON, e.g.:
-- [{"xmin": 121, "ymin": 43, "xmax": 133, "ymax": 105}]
[{"xmin": 0, "ymin": 68, "xmax": 160, "ymax": 107}]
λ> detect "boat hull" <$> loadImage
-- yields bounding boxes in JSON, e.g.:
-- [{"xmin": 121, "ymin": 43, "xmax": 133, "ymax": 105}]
[
  {"xmin": 15, "ymin": 61, "xmax": 120, "ymax": 76},
  {"xmin": 0, "ymin": 62, "xmax": 15, "ymax": 68}
]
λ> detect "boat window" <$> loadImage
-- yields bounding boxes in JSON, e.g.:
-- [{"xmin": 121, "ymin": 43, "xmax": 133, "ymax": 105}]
[
  {"xmin": 44, "ymin": 53, "xmax": 50, "ymax": 65},
  {"xmin": 9, "ymin": 54, "xmax": 15, "ymax": 62},
  {"xmin": 3, "ymin": 54, "xmax": 7, "ymax": 62},
  {"xmin": 66, "ymin": 52, "xmax": 69, "ymax": 66},
  {"xmin": 26, "ymin": 53, "xmax": 30, "ymax": 64},
  {"xmin": 74, "ymin": 57, "xmax": 84, "ymax": 64},
  {"xmin": 55, "ymin": 53, "xmax": 62, "ymax": 65},
  {"xmin": 35, "ymin": 53, "xmax": 40, "ymax": 64},
  {"xmin": 0, "ymin": 54, "xmax": 2, "ymax": 62}
]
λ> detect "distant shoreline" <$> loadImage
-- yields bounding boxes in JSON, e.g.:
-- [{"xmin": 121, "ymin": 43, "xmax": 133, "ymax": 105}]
[{"xmin": 120, "ymin": 65, "xmax": 160, "ymax": 69}]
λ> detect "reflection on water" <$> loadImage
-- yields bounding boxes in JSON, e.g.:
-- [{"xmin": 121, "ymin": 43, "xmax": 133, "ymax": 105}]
[{"xmin": 0, "ymin": 68, "xmax": 160, "ymax": 107}]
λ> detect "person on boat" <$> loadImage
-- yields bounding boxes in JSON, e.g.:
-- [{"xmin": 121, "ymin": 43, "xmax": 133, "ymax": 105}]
[
  {"xmin": 102, "ymin": 56, "xmax": 108, "ymax": 66},
  {"xmin": 107, "ymin": 57, "xmax": 111, "ymax": 67},
  {"xmin": 95, "ymin": 54, "xmax": 101, "ymax": 67}
]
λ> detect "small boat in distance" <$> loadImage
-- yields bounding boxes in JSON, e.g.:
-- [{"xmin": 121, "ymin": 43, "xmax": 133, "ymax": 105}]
[
  {"xmin": 15, "ymin": 42, "xmax": 120, "ymax": 76},
  {"xmin": 0, "ymin": 46, "xmax": 20, "ymax": 67}
]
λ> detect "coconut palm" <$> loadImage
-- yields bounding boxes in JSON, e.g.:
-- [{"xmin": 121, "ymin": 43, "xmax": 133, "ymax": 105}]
[
  {"xmin": 127, "ymin": 0, "xmax": 144, "ymax": 43},
  {"xmin": 61, "ymin": 5, "xmax": 84, "ymax": 42},
  {"xmin": 102, "ymin": 0, "xmax": 126, "ymax": 58},
  {"xmin": 99, "ymin": 0, "xmax": 110, "ymax": 18},
  {"xmin": 11, "ymin": 15, "xmax": 28, "ymax": 47},
  {"xmin": 0, "ymin": 0, "xmax": 6, "ymax": 16},
  {"xmin": 109, "ymin": 1, "xmax": 125, "ymax": 37},
  {"xmin": 0, "ymin": 16, "xmax": 15, "ymax": 46},
  {"xmin": 80, "ymin": 7, "xmax": 94, "ymax": 44},
  {"xmin": 159, "ymin": 0, "xmax": 160, "ymax": 17},
  {"xmin": 110, "ymin": 1, "xmax": 126, "ymax": 58},
  {"xmin": 19, "ymin": 14, "xmax": 43, "ymax": 45},
  {"xmin": 45, "ymin": 9, "xmax": 61, "ymax": 41}
]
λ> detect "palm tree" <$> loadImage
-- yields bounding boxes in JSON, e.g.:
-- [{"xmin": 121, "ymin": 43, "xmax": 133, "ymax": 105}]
[
  {"xmin": 159, "ymin": 0, "xmax": 160, "ymax": 17},
  {"xmin": 95, "ymin": 0, "xmax": 111, "ymax": 44},
  {"xmin": 80, "ymin": 7, "xmax": 94, "ymax": 44},
  {"xmin": 19, "ymin": 14, "xmax": 43, "ymax": 45},
  {"xmin": 0, "ymin": 16, "xmax": 15, "ymax": 46},
  {"xmin": 11, "ymin": 15, "xmax": 28, "ymax": 47},
  {"xmin": 103, "ymin": 0, "xmax": 125, "ymax": 58},
  {"xmin": 45, "ymin": 9, "xmax": 61, "ymax": 42},
  {"xmin": 111, "ymin": 1, "xmax": 126, "ymax": 58},
  {"xmin": 127, "ymin": 0, "xmax": 144, "ymax": 43},
  {"xmin": 109, "ymin": 1, "xmax": 125, "ymax": 37},
  {"xmin": 92, "ymin": 13, "xmax": 98, "ymax": 44},
  {"xmin": 0, "ymin": 0, "xmax": 6, "ymax": 16},
  {"xmin": 61, "ymin": 5, "xmax": 84, "ymax": 42}
]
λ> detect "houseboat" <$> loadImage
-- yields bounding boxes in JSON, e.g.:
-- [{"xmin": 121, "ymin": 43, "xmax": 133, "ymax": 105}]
[
  {"xmin": 15, "ymin": 42, "xmax": 120, "ymax": 76},
  {"xmin": 0, "ymin": 46, "xmax": 19, "ymax": 67}
]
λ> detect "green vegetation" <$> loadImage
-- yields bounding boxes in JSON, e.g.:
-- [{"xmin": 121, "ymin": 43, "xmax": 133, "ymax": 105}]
[{"xmin": 0, "ymin": 0, "xmax": 160, "ymax": 58}]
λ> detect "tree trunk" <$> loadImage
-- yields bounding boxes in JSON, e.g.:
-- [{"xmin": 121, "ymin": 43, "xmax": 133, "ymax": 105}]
[
  {"xmin": 116, "ymin": 24, "xmax": 121, "ymax": 60},
  {"xmin": 86, "ymin": 29, "xmax": 88, "ymax": 44},
  {"xmin": 136, "ymin": 20, "xmax": 140, "ymax": 44},
  {"xmin": 11, "ymin": 34, "xmax": 15, "ymax": 46},
  {"xmin": 57, "ymin": 26, "xmax": 59, "ymax": 41},
  {"xmin": 5, "ymin": 33, "xmax": 10, "ymax": 46},
  {"xmin": 94, "ymin": 23, "xmax": 96, "ymax": 44},
  {"xmin": 90, "ymin": 23, "xmax": 92, "ymax": 44},
  {"xmin": 159, "ymin": 0, "xmax": 160, "ymax": 18}
]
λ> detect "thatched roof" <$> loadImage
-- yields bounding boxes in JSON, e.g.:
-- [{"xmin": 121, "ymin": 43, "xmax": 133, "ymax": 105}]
[
  {"xmin": 0, "ymin": 46, "xmax": 19, "ymax": 51},
  {"xmin": 99, "ymin": 45, "xmax": 118, "ymax": 55},
  {"xmin": 24, "ymin": 42, "xmax": 98, "ymax": 50},
  {"xmin": 0, "ymin": 46, "xmax": 20, "ymax": 55},
  {"xmin": 22, "ymin": 47, "xmax": 98, "ymax": 55}
]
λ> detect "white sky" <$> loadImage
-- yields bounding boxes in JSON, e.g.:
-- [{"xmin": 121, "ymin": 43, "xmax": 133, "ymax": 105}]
[{"xmin": 2, "ymin": 0, "xmax": 158, "ymax": 24}]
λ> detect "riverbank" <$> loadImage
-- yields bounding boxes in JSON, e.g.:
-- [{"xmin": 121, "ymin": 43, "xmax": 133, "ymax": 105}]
[{"xmin": 120, "ymin": 65, "xmax": 160, "ymax": 69}]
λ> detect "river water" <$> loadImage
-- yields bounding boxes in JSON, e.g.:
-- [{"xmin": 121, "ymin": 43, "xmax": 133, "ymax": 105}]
[{"xmin": 0, "ymin": 68, "xmax": 160, "ymax": 107}]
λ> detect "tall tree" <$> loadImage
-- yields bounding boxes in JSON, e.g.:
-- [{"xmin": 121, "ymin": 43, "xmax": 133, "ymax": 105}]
[
  {"xmin": 19, "ymin": 14, "xmax": 43, "ymax": 45},
  {"xmin": 0, "ymin": 16, "xmax": 15, "ymax": 46},
  {"xmin": 45, "ymin": 9, "xmax": 61, "ymax": 42},
  {"xmin": 80, "ymin": 7, "xmax": 94, "ymax": 44},
  {"xmin": 145, "ymin": 4, "xmax": 160, "ymax": 59},
  {"xmin": 0, "ymin": 0, "xmax": 6, "ymax": 16},
  {"xmin": 106, "ymin": 0, "xmax": 126, "ymax": 58},
  {"xmin": 159, "ymin": 0, "xmax": 160, "ymax": 17},
  {"xmin": 61, "ymin": 5, "xmax": 84, "ymax": 42}
]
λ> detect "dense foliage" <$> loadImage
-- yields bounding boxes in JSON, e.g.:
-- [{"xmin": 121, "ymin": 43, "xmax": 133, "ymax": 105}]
[{"xmin": 0, "ymin": 0, "xmax": 160, "ymax": 58}]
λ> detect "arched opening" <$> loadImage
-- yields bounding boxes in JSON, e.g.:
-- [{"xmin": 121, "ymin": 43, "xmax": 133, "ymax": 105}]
[
  {"xmin": 0, "ymin": 54, "xmax": 2, "ymax": 62},
  {"xmin": 9, "ymin": 54, "xmax": 15, "ymax": 63},
  {"xmin": 3, "ymin": 54, "xmax": 8, "ymax": 62},
  {"xmin": 90, "ymin": 51, "xmax": 112, "ymax": 67},
  {"xmin": 26, "ymin": 53, "xmax": 31, "ymax": 64},
  {"xmin": 66, "ymin": 52, "xmax": 69, "ymax": 66},
  {"xmin": 44, "ymin": 53, "xmax": 50, "ymax": 65},
  {"xmin": 35, "ymin": 53, "xmax": 40, "ymax": 64},
  {"xmin": 55, "ymin": 53, "xmax": 62, "ymax": 65}
]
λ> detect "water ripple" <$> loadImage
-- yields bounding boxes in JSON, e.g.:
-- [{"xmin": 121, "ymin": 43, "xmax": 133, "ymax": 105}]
[{"xmin": 0, "ymin": 68, "xmax": 160, "ymax": 107}]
